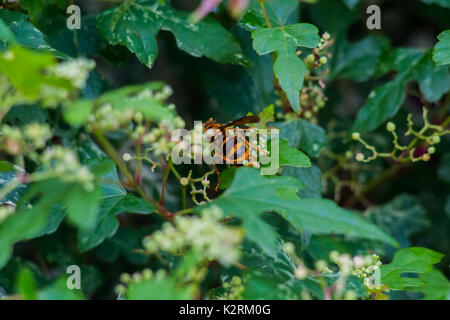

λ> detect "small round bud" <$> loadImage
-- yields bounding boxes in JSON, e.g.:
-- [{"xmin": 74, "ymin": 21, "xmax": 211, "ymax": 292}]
[
  {"xmin": 422, "ymin": 153, "xmax": 431, "ymax": 162},
  {"xmin": 120, "ymin": 273, "xmax": 131, "ymax": 284},
  {"xmin": 180, "ymin": 177, "xmax": 189, "ymax": 186},
  {"xmin": 344, "ymin": 290, "xmax": 357, "ymax": 300},
  {"xmin": 115, "ymin": 284, "xmax": 126, "ymax": 295},
  {"xmin": 319, "ymin": 56, "xmax": 328, "ymax": 65},
  {"xmin": 322, "ymin": 32, "xmax": 331, "ymax": 41},
  {"xmin": 356, "ymin": 153, "xmax": 365, "ymax": 162},
  {"xmin": 142, "ymin": 268, "xmax": 153, "ymax": 280},
  {"xmin": 294, "ymin": 266, "xmax": 308, "ymax": 279},
  {"xmin": 329, "ymin": 250, "xmax": 340, "ymax": 262},
  {"xmin": 306, "ymin": 54, "xmax": 315, "ymax": 64},
  {"xmin": 132, "ymin": 273, "xmax": 142, "ymax": 282},
  {"xmin": 427, "ymin": 146, "xmax": 436, "ymax": 154},
  {"xmin": 122, "ymin": 153, "xmax": 132, "ymax": 161},
  {"xmin": 283, "ymin": 242, "xmax": 295, "ymax": 255},
  {"xmin": 432, "ymin": 135, "xmax": 441, "ymax": 144},
  {"xmin": 304, "ymin": 111, "xmax": 313, "ymax": 119},
  {"xmin": 231, "ymin": 276, "xmax": 242, "ymax": 286},
  {"xmin": 345, "ymin": 150, "xmax": 352, "ymax": 159},
  {"xmin": 351, "ymin": 132, "xmax": 360, "ymax": 140},
  {"xmin": 134, "ymin": 112, "xmax": 143, "ymax": 123},
  {"xmin": 315, "ymin": 260, "xmax": 328, "ymax": 272},
  {"xmin": 386, "ymin": 122, "xmax": 396, "ymax": 132},
  {"xmin": 136, "ymin": 126, "xmax": 146, "ymax": 135}
]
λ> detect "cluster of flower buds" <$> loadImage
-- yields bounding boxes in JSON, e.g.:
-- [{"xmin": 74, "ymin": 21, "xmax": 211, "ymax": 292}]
[
  {"xmin": 87, "ymin": 103, "xmax": 135, "ymax": 132},
  {"xmin": 38, "ymin": 146, "xmax": 95, "ymax": 191},
  {"xmin": 48, "ymin": 58, "xmax": 95, "ymax": 90},
  {"xmin": 0, "ymin": 123, "xmax": 51, "ymax": 157},
  {"xmin": 329, "ymin": 250, "xmax": 382, "ymax": 290},
  {"xmin": 299, "ymin": 32, "xmax": 332, "ymax": 122},
  {"xmin": 115, "ymin": 268, "xmax": 168, "ymax": 296},
  {"xmin": 143, "ymin": 206, "xmax": 243, "ymax": 266},
  {"xmin": 352, "ymin": 108, "xmax": 449, "ymax": 163},
  {"xmin": 145, "ymin": 117, "xmax": 186, "ymax": 156},
  {"xmin": 276, "ymin": 32, "xmax": 332, "ymax": 121},
  {"xmin": 218, "ymin": 276, "xmax": 245, "ymax": 300}
]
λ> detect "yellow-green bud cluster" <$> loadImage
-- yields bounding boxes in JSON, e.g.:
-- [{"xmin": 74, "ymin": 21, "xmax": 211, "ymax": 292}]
[
  {"xmin": 40, "ymin": 146, "xmax": 95, "ymax": 191},
  {"xmin": 48, "ymin": 58, "xmax": 95, "ymax": 89},
  {"xmin": 115, "ymin": 269, "xmax": 167, "ymax": 296},
  {"xmin": 219, "ymin": 276, "xmax": 245, "ymax": 300},
  {"xmin": 0, "ymin": 123, "xmax": 51, "ymax": 156},
  {"xmin": 143, "ymin": 206, "xmax": 243, "ymax": 266},
  {"xmin": 329, "ymin": 250, "xmax": 382, "ymax": 289}
]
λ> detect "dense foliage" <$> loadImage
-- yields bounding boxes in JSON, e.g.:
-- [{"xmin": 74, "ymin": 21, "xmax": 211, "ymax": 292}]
[{"xmin": 0, "ymin": 0, "xmax": 449, "ymax": 300}]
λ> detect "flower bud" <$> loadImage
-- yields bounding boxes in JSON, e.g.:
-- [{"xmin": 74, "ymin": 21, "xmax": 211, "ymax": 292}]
[
  {"xmin": 122, "ymin": 153, "xmax": 132, "ymax": 161},
  {"xmin": 386, "ymin": 122, "xmax": 396, "ymax": 132}
]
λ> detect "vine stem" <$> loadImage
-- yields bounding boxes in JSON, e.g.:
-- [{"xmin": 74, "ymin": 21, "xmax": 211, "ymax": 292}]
[
  {"xmin": 93, "ymin": 130, "xmax": 174, "ymax": 222},
  {"xmin": 160, "ymin": 158, "xmax": 172, "ymax": 205},
  {"xmin": 258, "ymin": 0, "xmax": 272, "ymax": 28}
]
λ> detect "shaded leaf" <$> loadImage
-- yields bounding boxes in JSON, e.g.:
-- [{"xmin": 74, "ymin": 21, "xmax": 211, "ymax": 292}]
[
  {"xmin": 380, "ymin": 247, "xmax": 444, "ymax": 290},
  {"xmin": 96, "ymin": 0, "xmax": 245, "ymax": 68},
  {"xmin": 433, "ymin": 30, "xmax": 450, "ymax": 65}
]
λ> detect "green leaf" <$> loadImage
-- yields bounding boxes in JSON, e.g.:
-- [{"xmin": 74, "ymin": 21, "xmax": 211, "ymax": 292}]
[
  {"xmin": 64, "ymin": 82, "xmax": 175, "ymax": 125},
  {"xmin": 408, "ymin": 269, "xmax": 450, "ymax": 300},
  {"xmin": 239, "ymin": 0, "xmax": 299, "ymax": 31},
  {"xmin": 438, "ymin": 152, "xmax": 450, "ymax": 184},
  {"xmin": 421, "ymin": 0, "xmax": 450, "ymax": 8},
  {"xmin": 380, "ymin": 247, "xmax": 444, "ymax": 290},
  {"xmin": 66, "ymin": 184, "xmax": 102, "ymax": 231},
  {"xmin": 342, "ymin": 0, "xmax": 361, "ymax": 9},
  {"xmin": 0, "ymin": 45, "xmax": 81, "ymax": 108},
  {"xmin": 16, "ymin": 267, "xmax": 37, "ymax": 300},
  {"xmin": 281, "ymin": 165, "xmax": 322, "ymax": 198},
  {"xmin": 271, "ymin": 119, "xmax": 326, "ymax": 157},
  {"xmin": 19, "ymin": 0, "xmax": 67, "ymax": 23},
  {"xmin": 331, "ymin": 35, "xmax": 389, "ymax": 82},
  {"xmin": 352, "ymin": 76, "xmax": 408, "ymax": 133},
  {"xmin": 414, "ymin": 52, "xmax": 450, "ymax": 102},
  {"xmin": 0, "ymin": 10, "xmax": 68, "ymax": 58},
  {"xmin": 207, "ymin": 168, "xmax": 398, "ymax": 257},
  {"xmin": 433, "ymin": 30, "xmax": 450, "ymax": 66},
  {"xmin": 38, "ymin": 277, "xmax": 84, "ymax": 300},
  {"xmin": 365, "ymin": 194, "xmax": 430, "ymax": 248},
  {"xmin": 126, "ymin": 277, "xmax": 195, "ymax": 300},
  {"xmin": 0, "ymin": 17, "xmax": 16, "ymax": 44},
  {"xmin": 96, "ymin": 0, "xmax": 245, "ymax": 68},
  {"xmin": 277, "ymin": 138, "xmax": 311, "ymax": 168},
  {"xmin": 251, "ymin": 23, "xmax": 319, "ymax": 113},
  {"xmin": 353, "ymin": 47, "xmax": 448, "ymax": 132},
  {"xmin": 0, "ymin": 180, "xmax": 73, "ymax": 269},
  {"xmin": 78, "ymin": 194, "xmax": 154, "ymax": 252},
  {"xmin": 0, "ymin": 165, "xmax": 27, "ymax": 205},
  {"xmin": 243, "ymin": 241, "xmax": 321, "ymax": 299}
]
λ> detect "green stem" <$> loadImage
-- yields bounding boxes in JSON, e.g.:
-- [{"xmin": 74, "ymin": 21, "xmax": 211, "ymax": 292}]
[
  {"xmin": 258, "ymin": 0, "xmax": 272, "ymax": 28},
  {"xmin": 93, "ymin": 130, "xmax": 173, "ymax": 222},
  {"xmin": 160, "ymin": 158, "xmax": 172, "ymax": 205}
]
